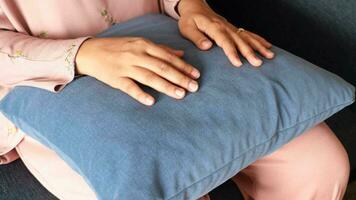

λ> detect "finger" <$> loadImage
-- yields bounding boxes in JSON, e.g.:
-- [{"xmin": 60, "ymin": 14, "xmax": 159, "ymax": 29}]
[
  {"xmin": 199, "ymin": 23, "xmax": 241, "ymax": 66},
  {"xmin": 225, "ymin": 22, "xmax": 272, "ymax": 49},
  {"xmin": 127, "ymin": 66, "xmax": 189, "ymax": 99},
  {"xmin": 146, "ymin": 45, "xmax": 200, "ymax": 79},
  {"xmin": 210, "ymin": 29, "xmax": 242, "ymax": 67},
  {"xmin": 244, "ymin": 35, "xmax": 274, "ymax": 59},
  {"xmin": 158, "ymin": 45, "xmax": 184, "ymax": 57},
  {"xmin": 247, "ymin": 31, "xmax": 272, "ymax": 48},
  {"xmin": 135, "ymin": 55, "xmax": 199, "ymax": 93},
  {"xmin": 172, "ymin": 50, "xmax": 184, "ymax": 57},
  {"xmin": 112, "ymin": 77, "xmax": 155, "ymax": 106},
  {"xmin": 195, "ymin": 18, "xmax": 242, "ymax": 67},
  {"xmin": 231, "ymin": 32, "xmax": 263, "ymax": 67},
  {"xmin": 179, "ymin": 21, "xmax": 213, "ymax": 50}
]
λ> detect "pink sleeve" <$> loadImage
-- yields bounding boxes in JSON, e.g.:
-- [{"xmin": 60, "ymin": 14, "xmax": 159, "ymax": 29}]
[
  {"xmin": 0, "ymin": 10, "xmax": 89, "ymax": 165},
  {"xmin": 162, "ymin": 0, "xmax": 181, "ymax": 20},
  {"xmin": 0, "ymin": 30, "xmax": 89, "ymax": 92},
  {"xmin": 0, "ymin": 32, "xmax": 89, "ymax": 163},
  {"xmin": 0, "ymin": 32, "xmax": 89, "ymax": 164}
]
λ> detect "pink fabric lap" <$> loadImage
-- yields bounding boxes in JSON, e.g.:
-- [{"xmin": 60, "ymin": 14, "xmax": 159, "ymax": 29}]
[
  {"xmin": 16, "ymin": 135, "xmax": 97, "ymax": 200},
  {"xmin": 232, "ymin": 122, "xmax": 349, "ymax": 200}
]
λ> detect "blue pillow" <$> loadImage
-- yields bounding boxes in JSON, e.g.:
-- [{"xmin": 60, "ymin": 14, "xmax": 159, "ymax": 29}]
[{"xmin": 0, "ymin": 14, "xmax": 354, "ymax": 200}]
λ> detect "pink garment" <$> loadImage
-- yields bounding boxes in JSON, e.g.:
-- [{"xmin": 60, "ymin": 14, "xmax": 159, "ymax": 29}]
[
  {"xmin": 16, "ymin": 135, "xmax": 96, "ymax": 199},
  {"xmin": 232, "ymin": 122, "xmax": 349, "ymax": 200}
]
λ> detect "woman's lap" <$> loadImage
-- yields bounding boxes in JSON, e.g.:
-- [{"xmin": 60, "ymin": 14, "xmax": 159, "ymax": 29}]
[{"xmin": 232, "ymin": 122, "xmax": 350, "ymax": 200}]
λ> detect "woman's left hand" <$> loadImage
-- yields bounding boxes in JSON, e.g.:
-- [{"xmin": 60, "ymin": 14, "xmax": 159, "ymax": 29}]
[{"xmin": 177, "ymin": 0, "xmax": 274, "ymax": 67}]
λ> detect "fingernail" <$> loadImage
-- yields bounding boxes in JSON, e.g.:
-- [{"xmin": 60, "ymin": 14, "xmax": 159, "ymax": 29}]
[
  {"xmin": 267, "ymin": 51, "xmax": 274, "ymax": 58},
  {"xmin": 234, "ymin": 56, "xmax": 243, "ymax": 67},
  {"xmin": 191, "ymin": 69, "xmax": 200, "ymax": 78},
  {"xmin": 236, "ymin": 61, "xmax": 243, "ymax": 67},
  {"xmin": 252, "ymin": 55, "xmax": 263, "ymax": 66},
  {"xmin": 189, "ymin": 81, "xmax": 199, "ymax": 92},
  {"xmin": 145, "ymin": 97, "xmax": 154, "ymax": 105},
  {"xmin": 175, "ymin": 88, "xmax": 186, "ymax": 98},
  {"xmin": 254, "ymin": 59, "xmax": 263, "ymax": 67},
  {"xmin": 201, "ymin": 40, "xmax": 212, "ymax": 49}
]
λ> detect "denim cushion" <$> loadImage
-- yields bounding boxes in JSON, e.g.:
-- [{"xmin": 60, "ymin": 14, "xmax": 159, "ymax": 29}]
[{"xmin": 0, "ymin": 14, "xmax": 354, "ymax": 200}]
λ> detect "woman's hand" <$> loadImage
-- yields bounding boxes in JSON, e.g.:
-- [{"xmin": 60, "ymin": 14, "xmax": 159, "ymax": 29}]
[
  {"xmin": 75, "ymin": 37, "xmax": 200, "ymax": 106},
  {"xmin": 177, "ymin": 0, "xmax": 274, "ymax": 67}
]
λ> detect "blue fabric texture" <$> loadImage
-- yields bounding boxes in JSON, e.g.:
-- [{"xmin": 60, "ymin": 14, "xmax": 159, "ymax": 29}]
[{"xmin": 0, "ymin": 14, "xmax": 354, "ymax": 200}]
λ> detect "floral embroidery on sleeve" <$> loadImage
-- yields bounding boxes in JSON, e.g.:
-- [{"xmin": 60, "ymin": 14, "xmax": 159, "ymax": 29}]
[
  {"xmin": 4, "ymin": 32, "xmax": 48, "ymax": 60},
  {"xmin": 6, "ymin": 50, "xmax": 27, "ymax": 60},
  {"xmin": 14, "ymin": 50, "xmax": 25, "ymax": 58},
  {"xmin": 37, "ymin": 31, "xmax": 48, "ymax": 38},
  {"xmin": 2, "ymin": 43, "xmax": 78, "ymax": 76},
  {"xmin": 101, "ymin": 8, "xmax": 116, "ymax": 25},
  {"xmin": 64, "ymin": 44, "xmax": 77, "ymax": 76}
]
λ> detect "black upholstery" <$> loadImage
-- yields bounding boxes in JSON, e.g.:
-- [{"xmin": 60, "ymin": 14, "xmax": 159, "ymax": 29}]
[{"xmin": 0, "ymin": 159, "xmax": 58, "ymax": 200}]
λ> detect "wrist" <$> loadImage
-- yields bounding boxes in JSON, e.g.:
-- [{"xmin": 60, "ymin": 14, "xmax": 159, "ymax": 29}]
[
  {"xmin": 177, "ymin": 0, "xmax": 207, "ymax": 16},
  {"xmin": 75, "ymin": 38, "xmax": 94, "ymax": 76}
]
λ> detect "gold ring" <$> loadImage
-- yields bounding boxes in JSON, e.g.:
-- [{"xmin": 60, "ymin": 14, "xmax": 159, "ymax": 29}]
[{"xmin": 236, "ymin": 28, "xmax": 246, "ymax": 34}]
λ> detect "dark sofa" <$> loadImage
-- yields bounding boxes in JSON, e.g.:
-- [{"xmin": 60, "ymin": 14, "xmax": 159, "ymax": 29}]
[{"xmin": 0, "ymin": 0, "xmax": 355, "ymax": 199}]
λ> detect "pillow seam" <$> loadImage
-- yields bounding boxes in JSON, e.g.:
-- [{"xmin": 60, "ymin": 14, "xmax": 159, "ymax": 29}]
[{"xmin": 167, "ymin": 99, "xmax": 354, "ymax": 200}]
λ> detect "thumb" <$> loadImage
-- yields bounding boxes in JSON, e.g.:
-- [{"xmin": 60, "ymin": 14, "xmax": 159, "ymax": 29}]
[{"xmin": 179, "ymin": 22, "xmax": 213, "ymax": 50}]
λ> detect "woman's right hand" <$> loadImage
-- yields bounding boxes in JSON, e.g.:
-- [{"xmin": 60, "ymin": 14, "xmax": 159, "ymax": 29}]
[{"xmin": 75, "ymin": 37, "xmax": 200, "ymax": 106}]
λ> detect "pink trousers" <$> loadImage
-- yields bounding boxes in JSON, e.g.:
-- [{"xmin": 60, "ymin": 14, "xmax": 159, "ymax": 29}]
[{"xmin": 201, "ymin": 122, "xmax": 350, "ymax": 200}]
